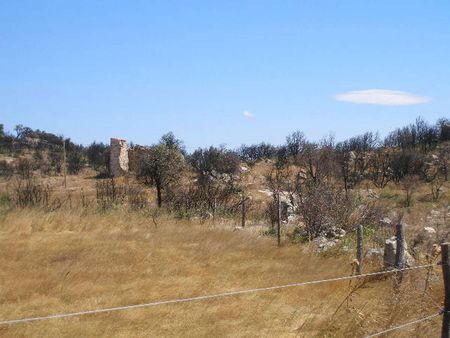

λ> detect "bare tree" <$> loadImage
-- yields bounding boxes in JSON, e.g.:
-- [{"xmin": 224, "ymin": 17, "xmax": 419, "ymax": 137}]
[
  {"xmin": 400, "ymin": 175, "xmax": 419, "ymax": 207},
  {"xmin": 285, "ymin": 130, "xmax": 306, "ymax": 162},
  {"xmin": 367, "ymin": 148, "xmax": 392, "ymax": 188}
]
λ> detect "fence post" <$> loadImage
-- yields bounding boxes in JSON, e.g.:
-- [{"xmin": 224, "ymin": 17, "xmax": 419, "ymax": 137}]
[
  {"xmin": 356, "ymin": 224, "xmax": 363, "ymax": 275},
  {"xmin": 441, "ymin": 243, "xmax": 450, "ymax": 338},
  {"xmin": 395, "ymin": 222, "xmax": 405, "ymax": 284},
  {"xmin": 395, "ymin": 222, "xmax": 405, "ymax": 269},
  {"xmin": 241, "ymin": 196, "xmax": 246, "ymax": 228},
  {"xmin": 277, "ymin": 192, "xmax": 281, "ymax": 247}
]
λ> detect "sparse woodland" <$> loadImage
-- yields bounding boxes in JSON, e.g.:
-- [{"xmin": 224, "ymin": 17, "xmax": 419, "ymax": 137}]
[{"xmin": 0, "ymin": 117, "xmax": 449, "ymax": 337}]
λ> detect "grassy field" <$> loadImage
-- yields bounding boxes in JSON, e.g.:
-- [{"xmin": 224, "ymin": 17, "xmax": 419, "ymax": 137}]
[{"xmin": 0, "ymin": 205, "xmax": 444, "ymax": 337}]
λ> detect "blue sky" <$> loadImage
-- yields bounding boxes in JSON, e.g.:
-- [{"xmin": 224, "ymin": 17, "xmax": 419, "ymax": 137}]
[{"xmin": 1, "ymin": 1, "xmax": 449, "ymax": 150}]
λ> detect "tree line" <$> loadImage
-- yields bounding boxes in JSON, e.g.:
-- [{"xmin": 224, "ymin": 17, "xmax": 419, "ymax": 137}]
[{"xmin": 1, "ymin": 117, "xmax": 449, "ymax": 235}]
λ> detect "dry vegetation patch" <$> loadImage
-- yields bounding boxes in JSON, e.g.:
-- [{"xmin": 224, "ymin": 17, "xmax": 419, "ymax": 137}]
[{"xmin": 0, "ymin": 208, "xmax": 443, "ymax": 337}]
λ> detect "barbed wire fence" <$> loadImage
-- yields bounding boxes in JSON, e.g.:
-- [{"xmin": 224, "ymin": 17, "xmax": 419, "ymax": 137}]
[
  {"xmin": 0, "ymin": 260, "xmax": 447, "ymax": 337},
  {"xmin": 0, "ymin": 183, "xmax": 448, "ymax": 337}
]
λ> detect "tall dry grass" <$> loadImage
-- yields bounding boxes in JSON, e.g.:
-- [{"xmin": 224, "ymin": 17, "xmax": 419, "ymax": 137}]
[{"xmin": 0, "ymin": 206, "xmax": 443, "ymax": 337}]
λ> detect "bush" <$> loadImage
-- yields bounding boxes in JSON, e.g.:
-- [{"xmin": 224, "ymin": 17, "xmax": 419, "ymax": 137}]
[
  {"xmin": 67, "ymin": 150, "xmax": 85, "ymax": 174},
  {"xmin": 86, "ymin": 142, "xmax": 110, "ymax": 173},
  {"xmin": 0, "ymin": 160, "xmax": 14, "ymax": 179},
  {"xmin": 95, "ymin": 179, "xmax": 148, "ymax": 210},
  {"xmin": 15, "ymin": 158, "xmax": 33, "ymax": 179},
  {"xmin": 11, "ymin": 178, "xmax": 51, "ymax": 208}
]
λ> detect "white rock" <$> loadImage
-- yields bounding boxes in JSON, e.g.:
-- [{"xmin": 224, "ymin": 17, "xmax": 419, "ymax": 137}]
[
  {"xmin": 365, "ymin": 248, "xmax": 383, "ymax": 260},
  {"xmin": 239, "ymin": 166, "xmax": 249, "ymax": 172},
  {"xmin": 380, "ymin": 217, "xmax": 392, "ymax": 226},
  {"xmin": 423, "ymin": 227, "xmax": 437, "ymax": 235},
  {"xmin": 384, "ymin": 236, "xmax": 415, "ymax": 269}
]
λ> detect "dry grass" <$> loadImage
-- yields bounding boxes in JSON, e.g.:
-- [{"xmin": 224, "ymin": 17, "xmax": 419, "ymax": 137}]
[{"xmin": 0, "ymin": 207, "xmax": 444, "ymax": 337}]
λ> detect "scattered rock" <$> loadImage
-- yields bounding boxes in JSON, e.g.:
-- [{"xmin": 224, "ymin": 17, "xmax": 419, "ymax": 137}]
[
  {"xmin": 239, "ymin": 165, "xmax": 249, "ymax": 172},
  {"xmin": 412, "ymin": 227, "xmax": 437, "ymax": 252},
  {"xmin": 326, "ymin": 226, "xmax": 346, "ymax": 239},
  {"xmin": 431, "ymin": 210, "xmax": 440, "ymax": 217},
  {"xmin": 423, "ymin": 227, "xmax": 437, "ymax": 237},
  {"xmin": 384, "ymin": 236, "xmax": 415, "ymax": 269},
  {"xmin": 367, "ymin": 189, "xmax": 379, "ymax": 199},
  {"xmin": 314, "ymin": 236, "xmax": 339, "ymax": 252},
  {"xmin": 380, "ymin": 217, "xmax": 392, "ymax": 226},
  {"xmin": 365, "ymin": 248, "xmax": 383, "ymax": 260},
  {"xmin": 313, "ymin": 226, "xmax": 347, "ymax": 252}
]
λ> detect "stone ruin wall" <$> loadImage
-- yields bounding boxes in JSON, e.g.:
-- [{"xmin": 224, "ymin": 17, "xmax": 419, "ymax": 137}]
[{"xmin": 110, "ymin": 138, "xmax": 129, "ymax": 177}]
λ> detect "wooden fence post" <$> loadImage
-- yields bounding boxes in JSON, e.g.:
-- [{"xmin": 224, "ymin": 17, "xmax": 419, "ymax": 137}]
[
  {"xmin": 441, "ymin": 243, "xmax": 450, "ymax": 338},
  {"xmin": 356, "ymin": 224, "xmax": 363, "ymax": 275},
  {"xmin": 395, "ymin": 222, "xmax": 405, "ymax": 284},
  {"xmin": 277, "ymin": 192, "xmax": 281, "ymax": 247},
  {"xmin": 395, "ymin": 222, "xmax": 405, "ymax": 268},
  {"xmin": 241, "ymin": 197, "xmax": 246, "ymax": 228}
]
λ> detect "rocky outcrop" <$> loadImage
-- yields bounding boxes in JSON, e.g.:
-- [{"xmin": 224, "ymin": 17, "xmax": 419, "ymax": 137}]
[{"xmin": 313, "ymin": 226, "xmax": 347, "ymax": 252}]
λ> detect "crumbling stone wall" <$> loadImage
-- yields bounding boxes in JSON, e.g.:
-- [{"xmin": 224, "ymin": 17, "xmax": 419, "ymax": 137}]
[{"xmin": 110, "ymin": 138, "xmax": 129, "ymax": 177}]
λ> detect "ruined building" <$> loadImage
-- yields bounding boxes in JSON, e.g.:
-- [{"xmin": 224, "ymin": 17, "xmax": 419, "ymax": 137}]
[{"xmin": 110, "ymin": 138, "xmax": 129, "ymax": 177}]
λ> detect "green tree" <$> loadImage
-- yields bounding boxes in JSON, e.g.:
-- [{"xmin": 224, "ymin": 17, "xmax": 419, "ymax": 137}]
[
  {"xmin": 67, "ymin": 149, "xmax": 85, "ymax": 174},
  {"xmin": 86, "ymin": 142, "xmax": 109, "ymax": 173},
  {"xmin": 137, "ymin": 135, "xmax": 185, "ymax": 207}
]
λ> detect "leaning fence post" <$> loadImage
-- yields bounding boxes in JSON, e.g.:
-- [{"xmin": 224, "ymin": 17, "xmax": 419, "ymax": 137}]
[
  {"xmin": 441, "ymin": 243, "xmax": 450, "ymax": 338},
  {"xmin": 277, "ymin": 192, "xmax": 281, "ymax": 247},
  {"xmin": 356, "ymin": 224, "xmax": 363, "ymax": 275}
]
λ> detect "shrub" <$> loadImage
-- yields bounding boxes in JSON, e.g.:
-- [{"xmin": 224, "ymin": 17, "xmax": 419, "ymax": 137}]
[
  {"xmin": 67, "ymin": 149, "xmax": 85, "ymax": 174},
  {"xmin": 11, "ymin": 178, "xmax": 51, "ymax": 208},
  {"xmin": 15, "ymin": 158, "xmax": 33, "ymax": 179},
  {"xmin": 95, "ymin": 179, "xmax": 148, "ymax": 210},
  {"xmin": 0, "ymin": 160, "xmax": 14, "ymax": 179}
]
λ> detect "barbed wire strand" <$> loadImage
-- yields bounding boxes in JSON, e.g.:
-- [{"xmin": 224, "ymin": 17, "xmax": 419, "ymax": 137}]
[
  {"xmin": 0, "ymin": 263, "xmax": 437, "ymax": 326},
  {"xmin": 364, "ymin": 311, "xmax": 442, "ymax": 338}
]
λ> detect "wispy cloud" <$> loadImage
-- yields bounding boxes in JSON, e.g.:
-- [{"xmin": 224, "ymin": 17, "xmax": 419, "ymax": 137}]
[
  {"xmin": 243, "ymin": 110, "xmax": 254, "ymax": 118},
  {"xmin": 335, "ymin": 89, "xmax": 431, "ymax": 106}
]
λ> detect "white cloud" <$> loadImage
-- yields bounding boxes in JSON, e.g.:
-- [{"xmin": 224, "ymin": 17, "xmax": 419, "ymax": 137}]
[
  {"xmin": 243, "ymin": 110, "xmax": 254, "ymax": 118},
  {"xmin": 335, "ymin": 89, "xmax": 431, "ymax": 106}
]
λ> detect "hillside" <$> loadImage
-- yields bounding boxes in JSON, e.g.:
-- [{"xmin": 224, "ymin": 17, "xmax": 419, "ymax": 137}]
[{"xmin": 0, "ymin": 119, "xmax": 449, "ymax": 337}]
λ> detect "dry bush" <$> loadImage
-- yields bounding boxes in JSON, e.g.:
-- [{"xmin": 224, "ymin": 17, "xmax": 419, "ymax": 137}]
[
  {"xmin": 95, "ymin": 178, "xmax": 127, "ymax": 210},
  {"xmin": 10, "ymin": 178, "xmax": 51, "ymax": 208},
  {"xmin": 14, "ymin": 158, "xmax": 33, "ymax": 179},
  {"xmin": 0, "ymin": 160, "xmax": 14, "ymax": 180},
  {"xmin": 400, "ymin": 175, "xmax": 419, "ymax": 207},
  {"xmin": 95, "ymin": 178, "xmax": 148, "ymax": 211},
  {"xmin": 295, "ymin": 181, "xmax": 355, "ymax": 240}
]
